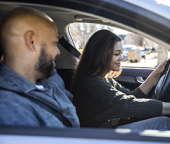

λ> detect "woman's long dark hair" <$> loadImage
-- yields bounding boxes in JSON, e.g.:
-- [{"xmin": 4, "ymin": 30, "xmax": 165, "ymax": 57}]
[{"xmin": 71, "ymin": 30, "xmax": 121, "ymax": 93}]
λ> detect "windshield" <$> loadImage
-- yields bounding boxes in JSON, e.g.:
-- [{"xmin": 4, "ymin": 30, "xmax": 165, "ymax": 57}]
[{"xmin": 123, "ymin": 0, "xmax": 170, "ymax": 20}]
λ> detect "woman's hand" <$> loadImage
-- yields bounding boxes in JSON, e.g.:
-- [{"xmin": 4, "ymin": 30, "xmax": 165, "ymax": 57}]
[
  {"xmin": 139, "ymin": 60, "xmax": 167, "ymax": 95},
  {"xmin": 153, "ymin": 60, "xmax": 167, "ymax": 77}
]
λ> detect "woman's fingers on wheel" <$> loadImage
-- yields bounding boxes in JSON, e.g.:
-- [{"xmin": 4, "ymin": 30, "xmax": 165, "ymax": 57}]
[
  {"xmin": 161, "ymin": 60, "xmax": 167, "ymax": 66},
  {"xmin": 164, "ymin": 60, "xmax": 168, "ymax": 65},
  {"xmin": 155, "ymin": 60, "xmax": 168, "ymax": 74},
  {"xmin": 161, "ymin": 60, "xmax": 167, "ymax": 65}
]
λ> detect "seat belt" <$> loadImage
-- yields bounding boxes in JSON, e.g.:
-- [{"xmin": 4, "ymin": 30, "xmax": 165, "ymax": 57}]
[
  {"xmin": 59, "ymin": 37, "xmax": 81, "ymax": 59},
  {"xmin": 0, "ymin": 87, "xmax": 72, "ymax": 127}
]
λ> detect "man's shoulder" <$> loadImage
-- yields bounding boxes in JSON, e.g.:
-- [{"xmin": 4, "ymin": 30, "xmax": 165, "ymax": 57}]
[
  {"xmin": 0, "ymin": 89, "xmax": 40, "ymax": 126},
  {"xmin": 0, "ymin": 89, "xmax": 33, "ymax": 107},
  {"xmin": 0, "ymin": 89, "xmax": 20, "ymax": 98}
]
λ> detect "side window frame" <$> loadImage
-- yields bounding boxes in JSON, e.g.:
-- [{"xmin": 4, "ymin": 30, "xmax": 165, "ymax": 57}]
[{"xmin": 68, "ymin": 22, "xmax": 168, "ymax": 69}]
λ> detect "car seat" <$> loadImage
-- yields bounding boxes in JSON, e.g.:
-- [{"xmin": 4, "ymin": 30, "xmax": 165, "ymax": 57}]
[{"xmin": 49, "ymin": 73, "xmax": 73, "ymax": 102}]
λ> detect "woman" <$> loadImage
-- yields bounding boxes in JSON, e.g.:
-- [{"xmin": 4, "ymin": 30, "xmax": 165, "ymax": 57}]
[{"xmin": 71, "ymin": 30, "xmax": 170, "ymax": 130}]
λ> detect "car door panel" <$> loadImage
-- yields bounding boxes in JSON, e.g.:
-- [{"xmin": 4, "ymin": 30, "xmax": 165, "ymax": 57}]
[{"xmin": 116, "ymin": 68, "xmax": 154, "ymax": 90}]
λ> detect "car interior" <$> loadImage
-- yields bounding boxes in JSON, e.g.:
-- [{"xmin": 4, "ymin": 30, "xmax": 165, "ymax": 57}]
[
  {"xmin": 1, "ymin": 0, "xmax": 170, "ymax": 142},
  {"xmin": 0, "ymin": 3, "xmax": 154, "ymax": 94}
]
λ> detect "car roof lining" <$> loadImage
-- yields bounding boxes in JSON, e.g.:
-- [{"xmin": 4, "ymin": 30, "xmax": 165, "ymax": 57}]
[{"xmin": 0, "ymin": 2, "xmax": 169, "ymax": 48}]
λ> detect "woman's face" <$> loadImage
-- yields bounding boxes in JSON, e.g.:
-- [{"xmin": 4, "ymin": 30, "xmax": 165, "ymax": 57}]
[{"xmin": 110, "ymin": 41, "xmax": 123, "ymax": 71}]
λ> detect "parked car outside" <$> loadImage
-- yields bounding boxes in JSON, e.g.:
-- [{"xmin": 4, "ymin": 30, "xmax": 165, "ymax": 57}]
[
  {"xmin": 122, "ymin": 44, "xmax": 136, "ymax": 61},
  {"xmin": 137, "ymin": 46, "xmax": 146, "ymax": 59},
  {"xmin": 122, "ymin": 45, "xmax": 146, "ymax": 62},
  {"xmin": 145, "ymin": 47, "xmax": 152, "ymax": 54}
]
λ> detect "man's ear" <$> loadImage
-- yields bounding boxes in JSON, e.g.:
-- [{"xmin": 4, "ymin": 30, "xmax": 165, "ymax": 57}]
[{"xmin": 25, "ymin": 30, "xmax": 36, "ymax": 51}]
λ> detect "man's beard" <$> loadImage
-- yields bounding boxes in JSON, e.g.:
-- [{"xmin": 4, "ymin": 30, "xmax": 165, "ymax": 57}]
[{"xmin": 35, "ymin": 43, "xmax": 56, "ymax": 78}]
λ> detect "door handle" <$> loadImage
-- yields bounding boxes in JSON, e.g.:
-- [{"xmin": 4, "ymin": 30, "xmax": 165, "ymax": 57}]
[{"xmin": 136, "ymin": 77, "xmax": 144, "ymax": 83}]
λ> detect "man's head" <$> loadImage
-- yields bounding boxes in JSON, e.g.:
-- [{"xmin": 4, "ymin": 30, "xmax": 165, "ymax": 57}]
[{"xmin": 0, "ymin": 7, "xmax": 60, "ymax": 83}]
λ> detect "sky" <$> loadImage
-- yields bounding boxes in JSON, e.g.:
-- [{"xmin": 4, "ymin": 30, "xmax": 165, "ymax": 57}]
[
  {"xmin": 112, "ymin": 27, "xmax": 130, "ymax": 35},
  {"xmin": 154, "ymin": 0, "xmax": 170, "ymax": 7}
]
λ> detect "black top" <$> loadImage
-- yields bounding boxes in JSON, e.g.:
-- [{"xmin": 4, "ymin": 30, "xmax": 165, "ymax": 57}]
[{"xmin": 73, "ymin": 76, "xmax": 162, "ymax": 128}]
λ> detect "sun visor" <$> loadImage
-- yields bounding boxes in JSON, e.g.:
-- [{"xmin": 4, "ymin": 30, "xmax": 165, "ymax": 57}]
[{"xmin": 74, "ymin": 15, "xmax": 109, "ymax": 23}]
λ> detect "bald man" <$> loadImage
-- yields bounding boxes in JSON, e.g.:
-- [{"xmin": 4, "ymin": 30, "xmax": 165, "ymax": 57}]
[{"xmin": 0, "ymin": 7, "xmax": 80, "ymax": 128}]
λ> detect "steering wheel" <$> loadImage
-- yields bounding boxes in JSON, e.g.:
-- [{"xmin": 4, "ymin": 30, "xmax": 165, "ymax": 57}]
[{"xmin": 151, "ymin": 59, "xmax": 170, "ymax": 102}]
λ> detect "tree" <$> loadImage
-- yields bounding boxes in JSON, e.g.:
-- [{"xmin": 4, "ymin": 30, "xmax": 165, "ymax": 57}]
[
  {"xmin": 124, "ymin": 33, "xmax": 144, "ymax": 46},
  {"xmin": 69, "ymin": 23, "xmax": 103, "ymax": 49}
]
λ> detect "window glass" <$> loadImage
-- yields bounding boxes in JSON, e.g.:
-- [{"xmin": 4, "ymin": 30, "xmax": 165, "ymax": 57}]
[{"xmin": 69, "ymin": 23, "xmax": 169, "ymax": 68}]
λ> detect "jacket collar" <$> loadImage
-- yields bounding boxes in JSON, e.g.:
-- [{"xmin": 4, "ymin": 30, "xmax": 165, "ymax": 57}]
[{"xmin": 0, "ymin": 63, "xmax": 37, "ymax": 93}]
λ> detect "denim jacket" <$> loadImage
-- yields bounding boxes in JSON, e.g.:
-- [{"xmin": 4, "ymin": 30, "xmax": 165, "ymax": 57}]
[{"xmin": 0, "ymin": 63, "xmax": 80, "ymax": 128}]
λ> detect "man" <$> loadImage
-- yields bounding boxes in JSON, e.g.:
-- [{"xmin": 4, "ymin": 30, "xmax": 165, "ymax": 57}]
[{"xmin": 0, "ymin": 7, "xmax": 80, "ymax": 128}]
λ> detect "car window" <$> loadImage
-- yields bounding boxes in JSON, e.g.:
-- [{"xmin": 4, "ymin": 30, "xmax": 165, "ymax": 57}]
[{"xmin": 69, "ymin": 23, "xmax": 169, "ymax": 68}]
